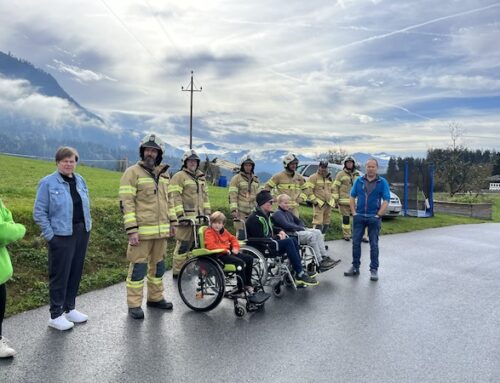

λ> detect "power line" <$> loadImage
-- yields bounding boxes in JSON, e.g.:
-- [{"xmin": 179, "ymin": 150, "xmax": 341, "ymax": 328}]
[
  {"xmin": 181, "ymin": 71, "xmax": 203, "ymax": 149},
  {"xmin": 99, "ymin": 0, "xmax": 159, "ymax": 62}
]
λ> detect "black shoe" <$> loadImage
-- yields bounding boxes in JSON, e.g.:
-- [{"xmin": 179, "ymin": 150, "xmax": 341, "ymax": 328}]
[
  {"xmin": 362, "ymin": 237, "xmax": 369, "ymax": 243},
  {"xmin": 295, "ymin": 273, "xmax": 319, "ymax": 287},
  {"xmin": 172, "ymin": 274, "xmax": 178, "ymax": 279},
  {"xmin": 319, "ymin": 259, "xmax": 335, "ymax": 272},
  {"xmin": 344, "ymin": 266, "xmax": 360, "ymax": 277},
  {"xmin": 128, "ymin": 307, "xmax": 145, "ymax": 319},
  {"xmin": 370, "ymin": 269, "xmax": 378, "ymax": 281},
  {"xmin": 344, "ymin": 237, "xmax": 351, "ymax": 242},
  {"xmin": 147, "ymin": 299, "xmax": 173, "ymax": 310}
]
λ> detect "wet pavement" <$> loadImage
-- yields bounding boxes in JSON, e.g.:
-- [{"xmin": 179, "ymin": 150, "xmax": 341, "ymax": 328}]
[{"xmin": 1, "ymin": 223, "xmax": 499, "ymax": 383}]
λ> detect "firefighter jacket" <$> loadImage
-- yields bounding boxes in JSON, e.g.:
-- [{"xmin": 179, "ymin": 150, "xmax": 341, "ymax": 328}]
[
  {"xmin": 228, "ymin": 171, "xmax": 260, "ymax": 216},
  {"xmin": 307, "ymin": 171, "xmax": 335, "ymax": 208},
  {"xmin": 333, "ymin": 168, "xmax": 360, "ymax": 206},
  {"xmin": 119, "ymin": 162, "xmax": 176, "ymax": 240},
  {"xmin": 264, "ymin": 170, "xmax": 311, "ymax": 210},
  {"xmin": 169, "ymin": 168, "xmax": 211, "ymax": 218}
]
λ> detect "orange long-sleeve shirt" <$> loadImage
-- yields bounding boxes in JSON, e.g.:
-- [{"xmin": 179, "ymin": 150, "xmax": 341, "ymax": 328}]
[{"xmin": 204, "ymin": 227, "xmax": 240, "ymax": 255}]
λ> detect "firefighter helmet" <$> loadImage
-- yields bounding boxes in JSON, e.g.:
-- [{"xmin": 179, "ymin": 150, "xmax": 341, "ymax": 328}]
[
  {"xmin": 139, "ymin": 134, "xmax": 164, "ymax": 165},
  {"xmin": 240, "ymin": 154, "xmax": 255, "ymax": 173},
  {"xmin": 182, "ymin": 149, "xmax": 200, "ymax": 168},
  {"xmin": 283, "ymin": 153, "xmax": 299, "ymax": 168},
  {"xmin": 318, "ymin": 160, "xmax": 329, "ymax": 168},
  {"xmin": 342, "ymin": 155, "xmax": 357, "ymax": 168}
]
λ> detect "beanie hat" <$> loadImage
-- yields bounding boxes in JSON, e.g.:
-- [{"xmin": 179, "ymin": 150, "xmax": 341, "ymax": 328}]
[{"xmin": 256, "ymin": 190, "xmax": 273, "ymax": 206}]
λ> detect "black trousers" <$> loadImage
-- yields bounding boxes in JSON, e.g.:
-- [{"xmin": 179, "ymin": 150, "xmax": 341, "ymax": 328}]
[
  {"xmin": 48, "ymin": 223, "xmax": 90, "ymax": 319},
  {"xmin": 0, "ymin": 283, "xmax": 5, "ymax": 337},
  {"xmin": 219, "ymin": 253, "xmax": 254, "ymax": 290}
]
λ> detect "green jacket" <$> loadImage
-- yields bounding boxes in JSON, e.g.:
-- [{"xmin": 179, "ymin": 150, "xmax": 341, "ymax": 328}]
[{"xmin": 0, "ymin": 198, "xmax": 26, "ymax": 284}]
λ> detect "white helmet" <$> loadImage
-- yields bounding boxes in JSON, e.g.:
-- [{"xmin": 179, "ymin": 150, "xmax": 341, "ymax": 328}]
[
  {"xmin": 283, "ymin": 152, "xmax": 299, "ymax": 168},
  {"xmin": 182, "ymin": 149, "xmax": 200, "ymax": 168},
  {"xmin": 240, "ymin": 154, "xmax": 255, "ymax": 172},
  {"xmin": 140, "ymin": 134, "xmax": 164, "ymax": 165},
  {"xmin": 343, "ymin": 155, "xmax": 357, "ymax": 168}
]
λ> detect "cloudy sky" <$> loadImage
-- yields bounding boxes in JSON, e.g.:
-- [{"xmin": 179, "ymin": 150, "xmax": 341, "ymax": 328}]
[{"xmin": 1, "ymin": 0, "xmax": 500, "ymax": 156}]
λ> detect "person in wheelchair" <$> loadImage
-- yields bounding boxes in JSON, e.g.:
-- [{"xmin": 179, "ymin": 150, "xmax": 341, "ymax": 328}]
[
  {"xmin": 204, "ymin": 211, "xmax": 261, "ymax": 297},
  {"xmin": 245, "ymin": 190, "xmax": 318, "ymax": 287},
  {"xmin": 272, "ymin": 194, "xmax": 341, "ymax": 272}
]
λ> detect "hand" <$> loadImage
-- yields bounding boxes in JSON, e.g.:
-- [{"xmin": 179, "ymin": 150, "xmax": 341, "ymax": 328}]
[
  {"xmin": 277, "ymin": 231, "xmax": 286, "ymax": 240},
  {"xmin": 375, "ymin": 214, "xmax": 381, "ymax": 219},
  {"xmin": 232, "ymin": 250, "xmax": 239, "ymax": 255},
  {"xmin": 128, "ymin": 232, "xmax": 139, "ymax": 246}
]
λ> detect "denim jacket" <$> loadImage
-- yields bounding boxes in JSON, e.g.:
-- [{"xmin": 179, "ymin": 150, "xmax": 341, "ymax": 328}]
[{"xmin": 33, "ymin": 171, "xmax": 92, "ymax": 241}]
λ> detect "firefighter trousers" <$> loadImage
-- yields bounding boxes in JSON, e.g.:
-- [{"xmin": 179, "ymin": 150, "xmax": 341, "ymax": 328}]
[
  {"xmin": 312, "ymin": 204, "xmax": 332, "ymax": 226},
  {"xmin": 126, "ymin": 238, "xmax": 167, "ymax": 308},
  {"xmin": 172, "ymin": 226, "xmax": 194, "ymax": 276}
]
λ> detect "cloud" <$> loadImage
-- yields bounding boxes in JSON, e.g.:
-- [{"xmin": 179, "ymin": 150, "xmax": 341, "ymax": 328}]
[
  {"xmin": 0, "ymin": 0, "xmax": 499, "ymax": 156},
  {"xmin": 48, "ymin": 59, "xmax": 117, "ymax": 83}
]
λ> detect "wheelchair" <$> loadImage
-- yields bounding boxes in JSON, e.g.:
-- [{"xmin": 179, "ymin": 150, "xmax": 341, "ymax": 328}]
[
  {"xmin": 176, "ymin": 216, "xmax": 269, "ymax": 317},
  {"xmin": 242, "ymin": 223, "xmax": 325, "ymax": 297}
]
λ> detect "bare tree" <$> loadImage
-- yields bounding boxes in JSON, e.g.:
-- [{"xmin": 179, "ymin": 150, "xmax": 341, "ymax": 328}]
[
  {"xmin": 434, "ymin": 122, "xmax": 481, "ymax": 196},
  {"xmin": 317, "ymin": 147, "xmax": 349, "ymax": 164}
]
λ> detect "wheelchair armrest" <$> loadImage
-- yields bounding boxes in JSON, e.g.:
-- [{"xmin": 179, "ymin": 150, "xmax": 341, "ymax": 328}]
[{"xmin": 246, "ymin": 238, "xmax": 279, "ymax": 252}]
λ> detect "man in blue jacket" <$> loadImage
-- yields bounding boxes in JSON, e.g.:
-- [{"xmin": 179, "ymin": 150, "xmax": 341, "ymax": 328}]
[{"xmin": 344, "ymin": 159, "xmax": 390, "ymax": 281}]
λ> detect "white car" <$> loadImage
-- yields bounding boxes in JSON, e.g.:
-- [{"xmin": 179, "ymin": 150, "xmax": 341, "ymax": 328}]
[{"xmin": 296, "ymin": 162, "xmax": 402, "ymax": 217}]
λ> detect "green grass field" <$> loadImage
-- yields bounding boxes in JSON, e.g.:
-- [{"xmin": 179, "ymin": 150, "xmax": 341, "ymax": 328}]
[{"xmin": 1, "ymin": 154, "xmax": 498, "ymax": 316}]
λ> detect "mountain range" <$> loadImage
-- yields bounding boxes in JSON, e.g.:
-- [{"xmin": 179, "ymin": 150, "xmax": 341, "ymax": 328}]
[{"xmin": 0, "ymin": 51, "xmax": 390, "ymax": 175}]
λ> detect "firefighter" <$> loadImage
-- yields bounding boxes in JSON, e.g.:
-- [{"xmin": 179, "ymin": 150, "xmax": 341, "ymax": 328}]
[
  {"xmin": 228, "ymin": 155, "xmax": 260, "ymax": 236},
  {"xmin": 264, "ymin": 153, "xmax": 310, "ymax": 218},
  {"xmin": 169, "ymin": 149, "xmax": 211, "ymax": 277},
  {"xmin": 307, "ymin": 160, "xmax": 335, "ymax": 234},
  {"xmin": 333, "ymin": 155, "xmax": 368, "ymax": 242},
  {"xmin": 119, "ymin": 134, "xmax": 177, "ymax": 319}
]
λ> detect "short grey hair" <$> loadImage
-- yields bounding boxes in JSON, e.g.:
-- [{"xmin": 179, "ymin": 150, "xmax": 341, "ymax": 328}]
[{"xmin": 365, "ymin": 158, "xmax": 378, "ymax": 167}]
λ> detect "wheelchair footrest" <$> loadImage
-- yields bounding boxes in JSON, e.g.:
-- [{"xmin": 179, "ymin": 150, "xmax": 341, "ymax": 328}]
[{"xmin": 248, "ymin": 291, "xmax": 270, "ymax": 304}]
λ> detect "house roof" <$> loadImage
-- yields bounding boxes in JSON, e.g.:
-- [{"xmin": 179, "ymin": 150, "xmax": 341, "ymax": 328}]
[{"xmin": 487, "ymin": 175, "xmax": 500, "ymax": 181}]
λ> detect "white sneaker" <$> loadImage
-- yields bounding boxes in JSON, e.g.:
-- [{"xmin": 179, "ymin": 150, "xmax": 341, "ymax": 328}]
[
  {"xmin": 0, "ymin": 337, "xmax": 16, "ymax": 358},
  {"xmin": 64, "ymin": 309, "xmax": 88, "ymax": 323},
  {"xmin": 48, "ymin": 315, "xmax": 75, "ymax": 331}
]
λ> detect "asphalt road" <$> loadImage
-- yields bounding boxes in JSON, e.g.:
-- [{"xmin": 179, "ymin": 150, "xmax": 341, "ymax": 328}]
[{"xmin": 1, "ymin": 223, "xmax": 499, "ymax": 383}]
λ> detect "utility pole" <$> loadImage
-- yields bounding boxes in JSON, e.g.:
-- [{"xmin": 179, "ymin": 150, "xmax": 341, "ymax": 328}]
[{"xmin": 181, "ymin": 70, "xmax": 202, "ymax": 149}]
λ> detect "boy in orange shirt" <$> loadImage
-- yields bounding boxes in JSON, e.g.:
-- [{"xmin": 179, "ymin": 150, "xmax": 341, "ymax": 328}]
[{"xmin": 205, "ymin": 211, "xmax": 255, "ymax": 294}]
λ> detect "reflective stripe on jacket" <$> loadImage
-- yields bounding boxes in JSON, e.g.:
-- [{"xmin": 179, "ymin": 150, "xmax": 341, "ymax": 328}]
[
  {"xmin": 169, "ymin": 168, "xmax": 211, "ymax": 218},
  {"xmin": 228, "ymin": 172, "xmax": 260, "ymax": 215},
  {"xmin": 333, "ymin": 169, "xmax": 360, "ymax": 206},
  {"xmin": 119, "ymin": 162, "xmax": 176, "ymax": 239},
  {"xmin": 308, "ymin": 172, "xmax": 335, "ymax": 207},
  {"xmin": 264, "ymin": 170, "xmax": 311, "ymax": 208}
]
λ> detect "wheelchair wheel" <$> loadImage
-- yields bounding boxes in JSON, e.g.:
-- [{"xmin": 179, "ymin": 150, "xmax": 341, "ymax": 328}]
[
  {"xmin": 240, "ymin": 246, "xmax": 268, "ymax": 286},
  {"xmin": 177, "ymin": 256, "xmax": 225, "ymax": 312},
  {"xmin": 234, "ymin": 304, "xmax": 246, "ymax": 317},
  {"xmin": 272, "ymin": 282, "xmax": 284, "ymax": 297}
]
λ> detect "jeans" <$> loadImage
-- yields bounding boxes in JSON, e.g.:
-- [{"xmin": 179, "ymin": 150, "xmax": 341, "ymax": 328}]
[
  {"xmin": 277, "ymin": 237, "xmax": 303, "ymax": 274},
  {"xmin": 48, "ymin": 222, "xmax": 90, "ymax": 319},
  {"xmin": 352, "ymin": 215, "xmax": 381, "ymax": 270}
]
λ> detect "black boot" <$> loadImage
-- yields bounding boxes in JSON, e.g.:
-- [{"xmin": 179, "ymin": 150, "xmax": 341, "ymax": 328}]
[
  {"xmin": 128, "ymin": 307, "xmax": 145, "ymax": 319},
  {"xmin": 147, "ymin": 299, "xmax": 173, "ymax": 310}
]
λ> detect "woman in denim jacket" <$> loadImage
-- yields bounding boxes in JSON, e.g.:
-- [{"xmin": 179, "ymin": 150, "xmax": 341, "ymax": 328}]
[{"xmin": 33, "ymin": 147, "xmax": 92, "ymax": 331}]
